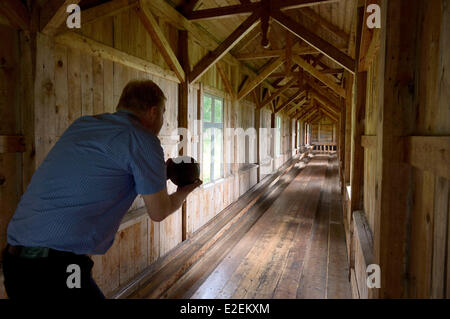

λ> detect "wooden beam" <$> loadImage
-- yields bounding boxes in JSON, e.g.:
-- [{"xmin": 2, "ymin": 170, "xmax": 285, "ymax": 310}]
[
  {"xmin": 373, "ymin": 0, "xmax": 420, "ymax": 298},
  {"xmin": 272, "ymin": 10, "xmax": 355, "ymax": 73},
  {"xmin": 293, "ymin": 55, "xmax": 346, "ymax": 97},
  {"xmin": 0, "ymin": 135, "xmax": 25, "ymax": 153},
  {"xmin": 144, "ymin": 0, "xmax": 280, "ymax": 92},
  {"xmin": 258, "ymin": 77, "xmax": 297, "ymax": 110},
  {"xmin": 179, "ymin": 0, "xmax": 201, "ymax": 15},
  {"xmin": 189, "ymin": 10, "xmax": 261, "ymax": 83},
  {"xmin": 306, "ymin": 111, "xmax": 322, "ymax": 124},
  {"xmin": 275, "ymin": 90, "xmax": 305, "ymax": 114},
  {"xmin": 406, "ymin": 137, "xmax": 450, "ymax": 180},
  {"xmin": 359, "ymin": 0, "xmax": 381, "ymax": 71},
  {"xmin": 55, "ymin": 32, "xmax": 180, "ymax": 83},
  {"xmin": 310, "ymin": 89, "xmax": 341, "ymax": 114},
  {"xmin": 232, "ymin": 27, "xmax": 261, "ymax": 54},
  {"xmin": 350, "ymin": 71, "xmax": 366, "ymax": 213},
  {"xmin": 187, "ymin": 0, "xmax": 338, "ymax": 20},
  {"xmin": 344, "ymin": 72, "xmax": 353, "ymax": 184},
  {"xmin": 40, "ymin": 0, "xmax": 81, "ymax": 35},
  {"xmin": 286, "ymin": 31, "xmax": 293, "ymax": 76},
  {"xmin": 136, "ymin": 1, "xmax": 185, "ymax": 83},
  {"xmin": 319, "ymin": 107, "xmax": 338, "ymax": 122},
  {"xmin": 361, "ymin": 135, "xmax": 376, "ymax": 149},
  {"xmin": 321, "ymin": 68, "xmax": 345, "ymax": 74},
  {"xmin": 178, "ymin": 29, "xmax": 189, "ymax": 241},
  {"xmin": 298, "ymin": 107, "xmax": 318, "ymax": 122},
  {"xmin": 296, "ymin": 103, "xmax": 315, "ymax": 120},
  {"xmin": 187, "ymin": 2, "xmax": 260, "ymax": 21},
  {"xmin": 0, "ymin": 0, "xmax": 30, "ymax": 30},
  {"xmin": 216, "ymin": 62, "xmax": 235, "ymax": 100},
  {"xmin": 237, "ymin": 56, "xmax": 285, "ymax": 101},
  {"xmin": 304, "ymin": 73, "xmax": 341, "ymax": 110}
]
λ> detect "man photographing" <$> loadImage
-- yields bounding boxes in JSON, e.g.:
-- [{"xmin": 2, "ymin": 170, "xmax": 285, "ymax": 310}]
[{"xmin": 2, "ymin": 80, "xmax": 202, "ymax": 299}]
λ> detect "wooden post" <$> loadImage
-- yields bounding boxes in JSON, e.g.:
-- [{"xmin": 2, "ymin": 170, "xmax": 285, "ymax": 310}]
[
  {"xmin": 373, "ymin": 0, "xmax": 419, "ymax": 298},
  {"xmin": 254, "ymin": 90, "xmax": 261, "ymax": 182},
  {"xmin": 178, "ymin": 30, "xmax": 189, "ymax": 241},
  {"xmin": 344, "ymin": 72, "xmax": 353, "ymax": 184},
  {"xmin": 271, "ymin": 112, "xmax": 275, "ymax": 171},
  {"xmin": 350, "ymin": 71, "xmax": 366, "ymax": 212},
  {"xmin": 350, "ymin": 5, "xmax": 366, "ymax": 213}
]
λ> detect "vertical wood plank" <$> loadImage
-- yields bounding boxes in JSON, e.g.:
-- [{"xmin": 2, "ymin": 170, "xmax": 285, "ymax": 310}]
[
  {"xmin": 80, "ymin": 54, "xmax": 93, "ymax": 116},
  {"xmin": 431, "ymin": 177, "xmax": 449, "ymax": 298},
  {"xmin": 92, "ymin": 56, "xmax": 104, "ymax": 115},
  {"xmin": 67, "ymin": 47, "xmax": 81, "ymax": 125},
  {"xmin": 54, "ymin": 44, "xmax": 68, "ymax": 136}
]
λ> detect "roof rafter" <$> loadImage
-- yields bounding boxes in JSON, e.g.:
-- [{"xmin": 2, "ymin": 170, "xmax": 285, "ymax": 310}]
[
  {"xmin": 258, "ymin": 77, "xmax": 297, "ymax": 110},
  {"xmin": 135, "ymin": 1, "xmax": 185, "ymax": 83},
  {"xmin": 293, "ymin": 55, "xmax": 346, "ymax": 97},
  {"xmin": 237, "ymin": 55, "xmax": 285, "ymax": 101},
  {"xmin": 275, "ymin": 89, "xmax": 305, "ymax": 113},
  {"xmin": 189, "ymin": 9, "xmax": 262, "ymax": 83},
  {"xmin": 41, "ymin": 0, "xmax": 81, "ymax": 35},
  {"xmin": 271, "ymin": 10, "xmax": 355, "ymax": 73},
  {"xmin": 0, "ymin": 0, "xmax": 30, "ymax": 30}
]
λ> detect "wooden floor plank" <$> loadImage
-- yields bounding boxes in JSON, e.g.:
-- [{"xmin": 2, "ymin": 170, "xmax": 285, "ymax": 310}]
[
  {"xmin": 296, "ymin": 156, "xmax": 332, "ymax": 299},
  {"xmin": 130, "ymin": 153, "xmax": 351, "ymax": 299}
]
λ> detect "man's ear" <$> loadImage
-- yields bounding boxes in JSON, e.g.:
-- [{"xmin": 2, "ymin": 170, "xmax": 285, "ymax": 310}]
[{"xmin": 148, "ymin": 105, "xmax": 159, "ymax": 119}]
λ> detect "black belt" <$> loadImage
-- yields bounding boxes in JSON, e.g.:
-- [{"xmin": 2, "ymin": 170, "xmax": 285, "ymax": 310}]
[{"xmin": 6, "ymin": 244, "xmax": 77, "ymax": 259}]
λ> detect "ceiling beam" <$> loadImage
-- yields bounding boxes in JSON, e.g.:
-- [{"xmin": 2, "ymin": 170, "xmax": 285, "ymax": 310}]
[
  {"xmin": 135, "ymin": 1, "xmax": 185, "ymax": 83},
  {"xmin": 310, "ymin": 88, "xmax": 341, "ymax": 114},
  {"xmin": 307, "ymin": 112, "xmax": 323, "ymax": 124},
  {"xmin": 271, "ymin": 10, "xmax": 355, "ymax": 73},
  {"xmin": 216, "ymin": 62, "xmax": 235, "ymax": 100},
  {"xmin": 297, "ymin": 104, "xmax": 317, "ymax": 121},
  {"xmin": 293, "ymin": 55, "xmax": 346, "ymax": 97},
  {"xmin": 143, "ymin": 0, "xmax": 270, "ymax": 96},
  {"xmin": 186, "ymin": 0, "xmax": 338, "ymax": 21},
  {"xmin": 189, "ymin": 9, "xmax": 261, "ymax": 83},
  {"xmin": 237, "ymin": 55, "xmax": 285, "ymax": 100},
  {"xmin": 304, "ymin": 73, "xmax": 340, "ymax": 105},
  {"xmin": 55, "ymin": 32, "xmax": 180, "ymax": 83},
  {"xmin": 258, "ymin": 77, "xmax": 297, "ymax": 110},
  {"xmin": 0, "ymin": 0, "xmax": 30, "ymax": 30},
  {"xmin": 231, "ymin": 26, "xmax": 261, "ymax": 54},
  {"xmin": 40, "ymin": 0, "xmax": 81, "ymax": 35},
  {"xmin": 179, "ymin": 0, "xmax": 201, "ymax": 15},
  {"xmin": 300, "ymin": 107, "xmax": 319, "ymax": 122},
  {"xmin": 319, "ymin": 106, "xmax": 339, "ymax": 122},
  {"xmin": 236, "ymin": 47, "xmax": 319, "ymax": 60},
  {"xmin": 275, "ymin": 89, "xmax": 305, "ymax": 113}
]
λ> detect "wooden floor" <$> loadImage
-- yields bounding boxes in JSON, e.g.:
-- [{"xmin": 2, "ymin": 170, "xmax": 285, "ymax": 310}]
[{"xmin": 158, "ymin": 153, "xmax": 352, "ymax": 299}]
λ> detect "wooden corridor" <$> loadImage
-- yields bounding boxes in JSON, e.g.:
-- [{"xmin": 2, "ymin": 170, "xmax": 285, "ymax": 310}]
[{"xmin": 131, "ymin": 153, "xmax": 351, "ymax": 299}]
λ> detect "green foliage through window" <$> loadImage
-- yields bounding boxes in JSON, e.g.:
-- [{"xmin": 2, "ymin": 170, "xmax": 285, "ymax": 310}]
[{"xmin": 202, "ymin": 94, "xmax": 224, "ymax": 183}]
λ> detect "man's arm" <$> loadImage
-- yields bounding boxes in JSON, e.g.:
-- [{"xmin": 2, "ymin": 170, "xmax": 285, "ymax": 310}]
[{"xmin": 142, "ymin": 180, "xmax": 202, "ymax": 222}]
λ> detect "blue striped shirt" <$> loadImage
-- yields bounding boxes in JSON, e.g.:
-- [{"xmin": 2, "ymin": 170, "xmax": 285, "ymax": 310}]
[{"xmin": 7, "ymin": 110, "xmax": 166, "ymax": 254}]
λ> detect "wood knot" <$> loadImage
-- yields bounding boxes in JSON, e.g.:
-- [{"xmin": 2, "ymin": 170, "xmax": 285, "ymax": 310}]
[
  {"xmin": 0, "ymin": 175, "xmax": 5, "ymax": 186},
  {"xmin": 44, "ymin": 81, "xmax": 53, "ymax": 93},
  {"xmin": 57, "ymin": 60, "xmax": 63, "ymax": 68}
]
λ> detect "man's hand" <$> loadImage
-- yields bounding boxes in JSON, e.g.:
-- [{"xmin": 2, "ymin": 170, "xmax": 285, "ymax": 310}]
[
  {"xmin": 143, "ymin": 179, "xmax": 202, "ymax": 222},
  {"xmin": 177, "ymin": 178, "xmax": 203, "ymax": 195}
]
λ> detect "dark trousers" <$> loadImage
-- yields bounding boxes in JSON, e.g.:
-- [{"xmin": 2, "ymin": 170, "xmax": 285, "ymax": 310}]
[{"xmin": 1, "ymin": 246, "xmax": 105, "ymax": 299}]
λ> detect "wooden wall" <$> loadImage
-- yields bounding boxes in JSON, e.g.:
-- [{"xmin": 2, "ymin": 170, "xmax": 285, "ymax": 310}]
[
  {"xmin": 0, "ymin": 24, "xmax": 21, "ymax": 300},
  {"xmin": 347, "ymin": 0, "xmax": 450, "ymax": 299},
  {"xmin": 0, "ymin": 6, "xmax": 296, "ymax": 298}
]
